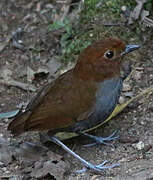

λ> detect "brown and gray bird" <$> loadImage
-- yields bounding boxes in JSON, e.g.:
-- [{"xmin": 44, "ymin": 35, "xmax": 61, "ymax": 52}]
[{"xmin": 8, "ymin": 38, "xmax": 140, "ymax": 172}]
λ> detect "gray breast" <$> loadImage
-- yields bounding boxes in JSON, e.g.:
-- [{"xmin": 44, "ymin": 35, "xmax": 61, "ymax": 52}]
[
  {"xmin": 94, "ymin": 77, "xmax": 122, "ymax": 120},
  {"xmin": 73, "ymin": 77, "xmax": 123, "ymax": 132}
]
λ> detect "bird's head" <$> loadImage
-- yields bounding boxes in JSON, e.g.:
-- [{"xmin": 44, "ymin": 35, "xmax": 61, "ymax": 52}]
[{"xmin": 74, "ymin": 38, "xmax": 140, "ymax": 82}]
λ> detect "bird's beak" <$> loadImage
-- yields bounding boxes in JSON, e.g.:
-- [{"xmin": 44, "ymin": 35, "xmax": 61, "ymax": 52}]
[{"xmin": 122, "ymin": 44, "xmax": 140, "ymax": 55}]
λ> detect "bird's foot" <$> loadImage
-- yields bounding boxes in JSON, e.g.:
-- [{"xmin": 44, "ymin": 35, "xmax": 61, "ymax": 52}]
[
  {"xmin": 50, "ymin": 136, "xmax": 119, "ymax": 174},
  {"xmin": 76, "ymin": 160, "xmax": 119, "ymax": 173},
  {"xmin": 82, "ymin": 131, "xmax": 119, "ymax": 147}
]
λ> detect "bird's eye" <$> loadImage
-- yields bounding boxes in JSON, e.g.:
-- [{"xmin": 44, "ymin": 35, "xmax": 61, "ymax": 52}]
[{"xmin": 104, "ymin": 50, "xmax": 114, "ymax": 59}]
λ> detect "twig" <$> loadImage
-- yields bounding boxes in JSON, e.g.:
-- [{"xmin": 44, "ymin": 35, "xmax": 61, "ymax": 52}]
[
  {"xmin": 78, "ymin": 21, "xmax": 125, "ymax": 31},
  {"xmin": 0, "ymin": 79, "xmax": 37, "ymax": 92},
  {"xmin": 143, "ymin": 17, "xmax": 153, "ymax": 27},
  {"xmin": 60, "ymin": 0, "xmax": 72, "ymax": 22}
]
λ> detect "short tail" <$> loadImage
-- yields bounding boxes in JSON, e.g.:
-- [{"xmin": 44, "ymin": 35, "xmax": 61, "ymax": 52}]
[{"xmin": 8, "ymin": 110, "xmax": 31, "ymax": 136}]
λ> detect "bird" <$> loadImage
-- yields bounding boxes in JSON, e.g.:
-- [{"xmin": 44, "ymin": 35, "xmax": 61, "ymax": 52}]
[{"xmin": 8, "ymin": 38, "xmax": 140, "ymax": 172}]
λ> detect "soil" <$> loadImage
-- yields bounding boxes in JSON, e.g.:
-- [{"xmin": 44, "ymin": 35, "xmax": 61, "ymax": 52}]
[{"xmin": 0, "ymin": 1, "xmax": 153, "ymax": 180}]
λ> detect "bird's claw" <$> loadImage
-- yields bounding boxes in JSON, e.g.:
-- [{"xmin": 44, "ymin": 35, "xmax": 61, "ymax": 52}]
[
  {"xmin": 84, "ymin": 131, "xmax": 119, "ymax": 147},
  {"xmin": 76, "ymin": 160, "xmax": 119, "ymax": 173}
]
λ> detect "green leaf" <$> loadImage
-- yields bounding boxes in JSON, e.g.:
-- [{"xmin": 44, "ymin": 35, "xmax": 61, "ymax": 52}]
[{"xmin": 49, "ymin": 20, "xmax": 65, "ymax": 30}]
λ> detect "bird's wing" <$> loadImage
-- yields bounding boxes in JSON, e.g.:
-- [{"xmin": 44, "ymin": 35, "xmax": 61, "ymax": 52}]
[{"xmin": 8, "ymin": 70, "xmax": 97, "ymax": 135}]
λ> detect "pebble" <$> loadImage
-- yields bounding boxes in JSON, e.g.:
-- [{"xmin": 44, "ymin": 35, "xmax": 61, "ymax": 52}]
[
  {"xmin": 122, "ymin": 83, "xmax": 132, "ymax": 92},
  {"xmin": 124, "ymin": 91, "xmax": 134, "ymax": 98},
  {"xmin": 135, "ymin": 141, "xmax": 145, "ymax": 150},
  {"xmin": 2, "ymin": 167, "xmax": 7, "ymax": 171},
  {"xmin": 0, "ymin": 161, "xmax": 5, "ymax": 167},
  {"xmin": 119, "ymin": 96, "xmax": 125, "ymax": 104},
  {"xmin": 133, "ymin": 71, "xmax": 142, "ymax": 81}
]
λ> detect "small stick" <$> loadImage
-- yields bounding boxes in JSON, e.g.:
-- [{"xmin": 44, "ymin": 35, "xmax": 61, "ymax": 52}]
[{"xmin": 0, "ymin": 79, "xmax": 37, "ymax": 92}]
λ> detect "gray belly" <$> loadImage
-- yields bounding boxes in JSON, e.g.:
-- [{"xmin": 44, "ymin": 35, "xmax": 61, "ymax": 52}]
[{"xmin": 72, "ymin": 77, "xmax": 123, "ymax": 132}]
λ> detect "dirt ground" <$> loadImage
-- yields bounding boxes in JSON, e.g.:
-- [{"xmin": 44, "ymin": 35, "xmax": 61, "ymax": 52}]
[{"xmin": 0, "ymin": 0, "xmax": 153, "ymax": 180}]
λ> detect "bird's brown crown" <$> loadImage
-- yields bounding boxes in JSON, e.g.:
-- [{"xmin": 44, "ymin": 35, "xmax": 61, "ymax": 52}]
[{"xmin": 74, "ymin": 38, "xmax": 126, "ymax": 82}]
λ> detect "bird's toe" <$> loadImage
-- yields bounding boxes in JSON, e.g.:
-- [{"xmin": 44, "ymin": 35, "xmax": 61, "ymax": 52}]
[
  {"xmin": 76, "ymin": 160, "xmax": 119, "ymax": 173},
  {"xmin": 84, "ymin": 131, "xmax": 119, "ymax": 147}
]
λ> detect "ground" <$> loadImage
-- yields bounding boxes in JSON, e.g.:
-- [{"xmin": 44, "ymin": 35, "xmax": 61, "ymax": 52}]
[{"xmin": 0, "ymin": 0, "xmax": 153, "ymax": 180}]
